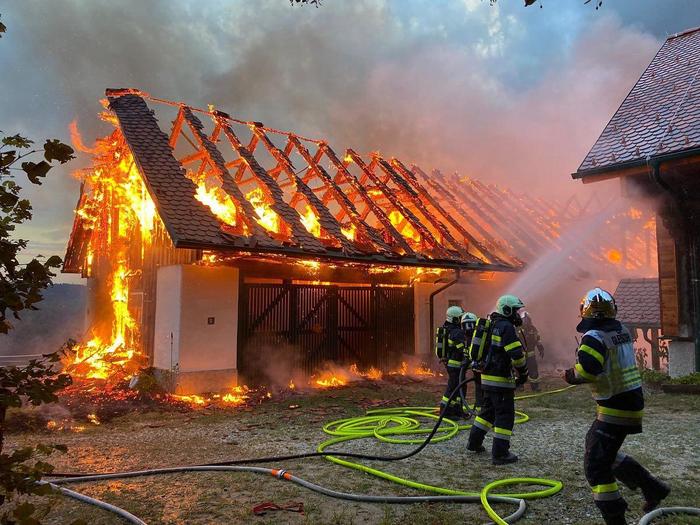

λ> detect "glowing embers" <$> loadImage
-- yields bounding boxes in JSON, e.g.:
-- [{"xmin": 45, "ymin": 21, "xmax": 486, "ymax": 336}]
[
  {"xmin": 188, "ymin": 171, "xmax": 243, "ymax": 231},
  {"xmin": 389, "ymin": 210, "xmax": 420, "ymax": 243},
  {"xmin": 606, "ymin": 249, "xmax": 623, "ymax": 265},
  {"xmin": 170, "ymin": 385, "xmax": 252, "ymax": 407},
  {"xmin": 341, "ymin": 223, "xmax": 357, "ymax": 242},
  {"xmin": 246, "ymin": 187, "xmax": 281, "ymax": 234}
]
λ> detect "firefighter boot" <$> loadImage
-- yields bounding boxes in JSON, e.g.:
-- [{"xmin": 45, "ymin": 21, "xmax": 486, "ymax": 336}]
[
  {"xmin": 613, "ymin": 456, "xmax": 671, "ymax": 513},
  {"xmin": 467, "ymin": 428, "xmax": 486, "ymax": 453},
  {"xmin": 492, "ymin": 437, "xmax": 518, "ymax": 465},
  {"xmin": 602, "ymin": 513, "xmax": 627, "ymax": 525}
]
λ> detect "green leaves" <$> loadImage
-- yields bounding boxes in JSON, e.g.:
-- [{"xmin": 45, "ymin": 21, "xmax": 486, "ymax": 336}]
[
  {"xmin": 20, "ymin": 161, "xmax": 51, "ymax": 185},
  {"xmin": 2, "ymin": 135, "xmax": 33, "ymax": 149},
  {"xmin": 43, "ymin": 139, "xmax": 75, "ymax": 164}
]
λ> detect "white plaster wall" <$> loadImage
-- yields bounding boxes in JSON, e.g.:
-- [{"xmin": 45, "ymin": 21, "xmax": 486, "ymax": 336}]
[
  {"xmin": 153, "ymin": 265, "xmax": 182, "ymax": 371},
  {"xmin": 153, "ymin": 265, "xmax": 239, "ymax": 373},
  {"xmin": 178, "ymin": 265, "xmax": 239, "ymax": 372},
  {"xmin": 668, "ymin": 340, "xmax": 695, "ymax": 377}
]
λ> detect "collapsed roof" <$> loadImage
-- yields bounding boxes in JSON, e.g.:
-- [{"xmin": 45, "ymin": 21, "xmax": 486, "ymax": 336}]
[{"xmin": 65, "ymin": 88, "xmax": 523, "ymax": 273}]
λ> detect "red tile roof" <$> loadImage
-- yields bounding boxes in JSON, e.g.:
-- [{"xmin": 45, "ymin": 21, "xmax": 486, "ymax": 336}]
[
  {"xmin": 614, "ymin": 278, "xmax": 660, "ymax": 328},
  {"xmin": 576, "ymin": 27, "xmax": 700, "ymax": 176}
]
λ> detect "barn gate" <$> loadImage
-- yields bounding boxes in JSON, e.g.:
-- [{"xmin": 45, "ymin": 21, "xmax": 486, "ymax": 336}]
[{"xmin": 238, "ymin": 283, "xmax": 414, "ymax": 383}]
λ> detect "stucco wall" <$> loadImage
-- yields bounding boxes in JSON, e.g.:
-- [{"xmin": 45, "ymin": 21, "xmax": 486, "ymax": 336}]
[
  {"xmin": 668, "ymin": 340, "xmax": 696, "ymax": 377},
  {"xmin": 153, "ymin": 264, "xmax": 239, "ymax": 393}
]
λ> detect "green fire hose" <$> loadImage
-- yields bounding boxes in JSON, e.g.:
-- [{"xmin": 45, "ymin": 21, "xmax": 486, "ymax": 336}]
[{"xmin": 46, "ymin": 382, "xmax": 696, "ymax": 524}]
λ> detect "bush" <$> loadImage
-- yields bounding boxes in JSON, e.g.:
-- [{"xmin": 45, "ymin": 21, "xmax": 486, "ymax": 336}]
[
  {"xmin": 669, "ymin": 372, "xmax": 700, "ymax": 385},
  {"xmin": 640, "ymin": 368, "xmax": 669, "ymax": 385}
]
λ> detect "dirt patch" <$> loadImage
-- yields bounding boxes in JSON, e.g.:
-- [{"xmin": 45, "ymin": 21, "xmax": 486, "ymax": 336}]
[{"xmin": 6, "ymin": 376, "xmax": 700, "ymax": 524}]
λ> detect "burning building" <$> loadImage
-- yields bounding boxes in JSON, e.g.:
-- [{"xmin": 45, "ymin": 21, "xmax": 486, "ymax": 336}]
[
  {"xmin": 63, "ymin": 89, "xmax": 523, "ymax": 393},
  {"xmin": 573, "ymin": 26, "xmax": 700, "ymax": 376}
]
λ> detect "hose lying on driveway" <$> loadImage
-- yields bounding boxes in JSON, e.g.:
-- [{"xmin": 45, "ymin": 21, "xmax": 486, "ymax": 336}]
[{"xmin": 46, "ymin": 380, "xmax": 577, "ymax": 524}]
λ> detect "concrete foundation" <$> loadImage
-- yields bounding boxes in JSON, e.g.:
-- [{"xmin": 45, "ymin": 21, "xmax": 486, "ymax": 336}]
[
  {"xmin": 153, "ymin": 264, "xmax": 239, "ymax": 394},
  {"xmin": 668, "ymin": 340, "xmax": 696, "ymax": 377}
]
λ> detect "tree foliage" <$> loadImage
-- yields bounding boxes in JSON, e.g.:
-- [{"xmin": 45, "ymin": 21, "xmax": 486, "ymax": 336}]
[
  {"xmin": 0, "ymin": 350, "xmax": 73, "ymax": 525},
  {"xmin": 0, "ymin": 131, "xmax": 74, "ymax": 334},
  {"xmin": 1, "ymin": 13, "xmax": 77, "ymax": 525}
]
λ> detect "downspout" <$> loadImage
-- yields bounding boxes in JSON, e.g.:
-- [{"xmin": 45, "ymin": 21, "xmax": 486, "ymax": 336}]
[
  {"xmin": 649, "ymin": 160, "xmax": 700, "ymax": 372},
  {"xmin": 428, "ymin": 269, "xmax": 462, "ymax": 352}
]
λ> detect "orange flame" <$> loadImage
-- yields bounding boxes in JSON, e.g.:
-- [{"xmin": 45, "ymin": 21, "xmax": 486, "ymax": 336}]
[
  {"xmin": 300, "ymin": 205, "xmax": 321, "ymax": 237},
  {"xmin": 246, "ymin": 188, "xmax": 280, "ymax": 233},
  {"xmin": 188, "ymin": 171, "xmax": 242, "ymax": 230},
  {"xmin": 389, "ymin": 210, "xmax": 420, "ymax": 243}
]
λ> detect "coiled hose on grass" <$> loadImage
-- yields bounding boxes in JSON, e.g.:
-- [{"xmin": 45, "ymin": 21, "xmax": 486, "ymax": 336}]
[
  {"xmin": 45, "ymin": 380, "xmax": 697, "ymax": 524},
  {"xmin": 47, "ymin": 379, "xmax": 577, "ymax": 524}
]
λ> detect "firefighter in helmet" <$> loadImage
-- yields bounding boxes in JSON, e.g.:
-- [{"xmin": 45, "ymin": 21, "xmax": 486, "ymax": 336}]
[
  {"xmin": 518, "ymin": 311, "xmax": 545, "ymax": 391},
  {"xmin": 461, "ymin": 311, "xmax": 479, "ymax": 412},
  {"xmin": 563, "ymin": 288, "xmax": 670, "ymax": 525},
  {"xmin": 466, "ymin": 294, "xmax": 528, "ymax": 464},
  {"xmin": 436, "ymin": 305, "xmax": 468, "ymax": 418}
]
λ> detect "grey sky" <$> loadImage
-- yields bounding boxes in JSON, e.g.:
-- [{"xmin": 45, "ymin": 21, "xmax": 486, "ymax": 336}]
[{"xmin": 0, "ymin": 0, "xmax": 698, "ymax": 283}]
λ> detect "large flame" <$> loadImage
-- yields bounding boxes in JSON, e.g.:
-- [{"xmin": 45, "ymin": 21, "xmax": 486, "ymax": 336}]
[{"xmin": 64, "ymin": 128, "xmax": 154, "ymax": 381}]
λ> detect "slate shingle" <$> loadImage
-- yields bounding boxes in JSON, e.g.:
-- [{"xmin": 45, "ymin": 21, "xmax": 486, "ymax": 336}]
[
  {"xmin": 578, "ymin": 27, "xmax": 700, "ymax": 174},
  {"xmin": 614, "ymin": 278, "xmax": 660, "ymax": 328}
]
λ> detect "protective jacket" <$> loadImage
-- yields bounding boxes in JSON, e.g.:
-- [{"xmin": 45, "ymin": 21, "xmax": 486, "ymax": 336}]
[
  {"xmin": 471, "ymin": 313, "xmax": 527, "ymax": 391},
  {"xmin": 440, "ymin": 320, "xmax": 466, "ymax": 368},
  {"xmin": 571, "ymin": 318, "xmax": 644, "ymax": 432}
]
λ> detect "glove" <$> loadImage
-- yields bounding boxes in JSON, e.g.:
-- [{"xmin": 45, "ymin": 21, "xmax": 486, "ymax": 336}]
[
  {"xmin": 537, "ymin": 343, "xmax": 545, "ymax": 359},
  {"xmin": 563, "ymin": 367, "xmax": 587, "ymax": 385},
  {"xmin": 515, "ymin": 372, "xmax": 528, "ymax": 386}
]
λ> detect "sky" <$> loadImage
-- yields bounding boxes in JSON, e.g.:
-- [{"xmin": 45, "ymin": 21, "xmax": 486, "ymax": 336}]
[{"xmin": 0, "ymin": 0, "xmax": 699, "ymax": 284}]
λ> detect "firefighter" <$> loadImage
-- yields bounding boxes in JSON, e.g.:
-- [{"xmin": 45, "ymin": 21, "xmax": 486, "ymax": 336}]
[
  {"xmin": 518, "ymin": 311, "xmax": 545, "ymax": 392},
  {"xmin": 563, "ymin": 288, "xmax": 670, "ymax": 525},
  {"xmin": 466, "ymin": 295, "xmax": 528, "ymax": 464},
  {"xmin": 436, "ymin": 305, "xmax": 468, "ymax": 418},
  {"xmin": 460, "ymin": 311, "xmax": 479, "ymax": 413}
]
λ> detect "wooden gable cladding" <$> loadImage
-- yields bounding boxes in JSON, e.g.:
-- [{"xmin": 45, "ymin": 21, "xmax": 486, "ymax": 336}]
[{"xmin": 656, "ymin": 217, "xmax": 680, "ymax": 337}]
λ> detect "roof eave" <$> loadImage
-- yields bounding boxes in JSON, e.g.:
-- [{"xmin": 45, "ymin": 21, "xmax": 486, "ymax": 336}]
[{"xmin": 572, "ymin": 146, "xmax": 700, "ymax": 182}]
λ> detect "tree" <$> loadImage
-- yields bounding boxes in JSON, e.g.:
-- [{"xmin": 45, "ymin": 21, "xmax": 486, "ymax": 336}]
[{"xmin": 0, "ymin": 12, "xmax": 77, "ymax": 525}]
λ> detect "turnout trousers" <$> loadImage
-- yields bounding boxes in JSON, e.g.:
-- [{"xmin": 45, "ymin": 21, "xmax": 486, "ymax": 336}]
[
  {"xmin": 467, "ymin": 389, "xmax": 515, "ymax": 458},
  {"xmin": 585, "ymin": 420, "xmax": 666, "ymax": 523},
  {"xmin": 526, "ymin": 355, "xmax": 540, "ymax": 391},
  {"xmin": 440, "ymin": 365, "xmax": 464, "ymax": 416}
]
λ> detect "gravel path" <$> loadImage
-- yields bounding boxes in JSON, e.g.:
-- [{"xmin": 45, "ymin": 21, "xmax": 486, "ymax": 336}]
[{"xmin": 6, "ymin": 377, "xmax": 700, "ymax": 524}]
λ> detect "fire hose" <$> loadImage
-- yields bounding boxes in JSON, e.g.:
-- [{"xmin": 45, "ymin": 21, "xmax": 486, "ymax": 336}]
[{"xmin": 45, "ymin": 380, "xmax": 695, "ymax": 525}]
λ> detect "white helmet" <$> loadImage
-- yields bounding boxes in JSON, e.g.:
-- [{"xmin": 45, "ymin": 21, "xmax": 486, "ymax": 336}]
[
  {"xmin": 461, "ymin": 312, "xmax": 478, "ymax": 331},
  {"xmin": 446, "ymin": 305, "xmax": 465, "ymax": 324}
]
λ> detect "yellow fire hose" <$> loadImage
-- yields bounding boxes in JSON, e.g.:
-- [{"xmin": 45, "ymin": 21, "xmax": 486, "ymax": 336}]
[{"xmin": 317, "ymin": 385, "xmax": 575, "ymax": 524}]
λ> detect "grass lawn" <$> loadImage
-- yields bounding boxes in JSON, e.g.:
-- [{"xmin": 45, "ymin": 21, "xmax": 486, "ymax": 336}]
[{"xmin": 6, "ymin": 376, "xmax": 700, "ymax": 524}]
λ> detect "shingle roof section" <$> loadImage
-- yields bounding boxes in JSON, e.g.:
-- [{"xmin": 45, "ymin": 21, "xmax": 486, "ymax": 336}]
[
  {"xmin": 99, "ymin": 90, "xmax": 519, "ymax": 272},
  {"xmin": 577, "ymin": 27, "xmax": 700, "ymax": 174},
  {"xmin": 614, "ymin": 278, "xmax": 660, "ymax": 328}
]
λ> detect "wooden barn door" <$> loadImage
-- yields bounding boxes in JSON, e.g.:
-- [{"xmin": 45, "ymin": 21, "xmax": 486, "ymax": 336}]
[{"xmin": 238, "ymin": 283, "xmax": 413, "ymax": 383}]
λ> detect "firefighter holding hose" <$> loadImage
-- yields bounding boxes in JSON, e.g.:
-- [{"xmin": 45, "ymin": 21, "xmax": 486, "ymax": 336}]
[
  {"xmin": 563, "ymin": 288, "xmax": 670, "ymax": 525},
  {"xmin": 518, "ymin": 311, "xmax": 545, "ymax": 391},
  {"xmin": 466, "ymin": 295, "xmax": 528, "ymax": 464},
  {"xmin": 435, "ymin": 305, "xmax": 471, "ymax": 418}
]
